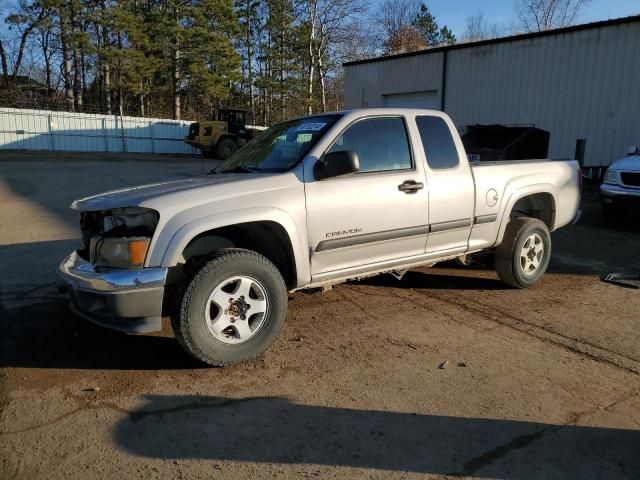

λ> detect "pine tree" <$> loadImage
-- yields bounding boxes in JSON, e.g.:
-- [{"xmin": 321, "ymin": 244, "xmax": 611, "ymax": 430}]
[
  {"xmin": 412, "ymin": 3, "xmax": 456, "ymax": 47},
  {"xmin": 143, "ymin": 0, "xmax": 241, "ymax": 119},
  {"xmin": 256, "ymin": 0, "xmax": 303, "ymax": 124}
]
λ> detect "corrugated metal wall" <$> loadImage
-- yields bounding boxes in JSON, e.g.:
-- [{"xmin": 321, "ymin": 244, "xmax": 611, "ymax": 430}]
[
  {"xmin": 345, "ymin": 53, "xmax": 444, "ymax": 109},
  {"xmin": 344, "ymin": 19, "xmax": 640, "ymax": 168},
  {"xmin": 0, "ymin": 108, "xmax": 198, "ymax": 155}
]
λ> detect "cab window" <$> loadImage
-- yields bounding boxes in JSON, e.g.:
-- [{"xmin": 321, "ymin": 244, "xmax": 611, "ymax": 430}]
[
  {"xmin": 328, "ymin": 117, "xmax": 412, "ymax": 173},
  {"xmin": 416, "ymin": 116, "xmax": 459, "ymax": 169}
]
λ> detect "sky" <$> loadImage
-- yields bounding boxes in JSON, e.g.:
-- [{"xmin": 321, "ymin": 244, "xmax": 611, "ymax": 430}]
[
  {"xmin": 424, "ymin": 0, "xmax": 640, "ymax": 37},
  {"xmin": 1, "ymin": 0, "xmax": 639, "ymax": 38}
]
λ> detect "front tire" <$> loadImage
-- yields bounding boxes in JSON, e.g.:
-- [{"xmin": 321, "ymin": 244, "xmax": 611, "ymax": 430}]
[
  {"xmin": 495, "ymin": 218, "xmax": 551, "ymax": 288},
  {"xmin": 174, "ymin": 249, "xmax": 288, "ymax": 366}
]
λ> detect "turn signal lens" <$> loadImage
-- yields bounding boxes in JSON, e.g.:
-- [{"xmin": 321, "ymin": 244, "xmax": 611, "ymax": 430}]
[{"xmin": 128, "ymin": 238, "xmax": 151, "ymax": 267}]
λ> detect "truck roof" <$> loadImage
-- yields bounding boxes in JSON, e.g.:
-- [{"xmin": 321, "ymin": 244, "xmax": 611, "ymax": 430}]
[{"xmin": 299, "ymin": 108, "xmax": 450, "ymax": 122}]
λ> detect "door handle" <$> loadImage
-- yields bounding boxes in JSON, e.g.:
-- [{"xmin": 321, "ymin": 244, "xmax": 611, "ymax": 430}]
[{"xmin": 398, "ymin": 180, "xmax": 424, "ymax": 193}]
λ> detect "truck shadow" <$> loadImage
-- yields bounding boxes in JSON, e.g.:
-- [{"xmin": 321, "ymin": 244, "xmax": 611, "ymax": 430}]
[{"xmin": 114, "ymin": 395, "xmax": 640, "ymax": 478}]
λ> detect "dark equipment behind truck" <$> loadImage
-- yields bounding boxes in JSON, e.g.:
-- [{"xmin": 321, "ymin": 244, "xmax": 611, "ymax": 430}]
[{"xmin": 462, "ymin": 125, "xmax": 550, "ymax": 162}]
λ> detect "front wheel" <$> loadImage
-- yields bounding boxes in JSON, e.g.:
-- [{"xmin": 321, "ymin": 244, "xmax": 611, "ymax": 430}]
[
  {"xmin": 174, "ymin": 249, "xmax": 288, "ymax": 366},
  {"xmin": 495, "ymin": 218, "xmax": 551, "ymax": 288}
]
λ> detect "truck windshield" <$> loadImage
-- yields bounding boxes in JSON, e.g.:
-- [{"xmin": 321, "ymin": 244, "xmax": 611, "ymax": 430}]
[{"xmin": 214, "ymin": 114, "xmax": 341, "ymax": 173}]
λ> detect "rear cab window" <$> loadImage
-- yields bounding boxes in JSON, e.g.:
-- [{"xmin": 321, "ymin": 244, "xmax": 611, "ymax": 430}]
[{"xmin": 416, "ymin": 116, "xmax": 460, "ymax": 170}]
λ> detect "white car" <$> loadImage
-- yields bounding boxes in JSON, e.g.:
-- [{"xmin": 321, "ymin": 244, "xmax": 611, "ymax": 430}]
[
  {"xmin": 601, "ymin": 146, "xmax": 640, "ymax": 218},
  {"xmin": 58, "ymin": 109, "xmax": 582, "ymax": 366}
]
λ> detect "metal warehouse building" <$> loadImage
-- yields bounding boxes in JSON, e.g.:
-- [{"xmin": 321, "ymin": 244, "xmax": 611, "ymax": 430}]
[{"xmin": 344, "ymin": 15, "xmax": 640, "ymax": 171}]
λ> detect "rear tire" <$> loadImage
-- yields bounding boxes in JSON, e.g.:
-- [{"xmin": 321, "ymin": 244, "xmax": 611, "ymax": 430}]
[
  {"xmin": 174, "ymin": 249, "xmax": 288, "ymax": 366},
  {"xmin": 215, "ymin": 137, "xmax": 238, "ymax": 160},
  {"xmin": 495, "ymin": 218, "xmax": 551, "ymax": 288}
]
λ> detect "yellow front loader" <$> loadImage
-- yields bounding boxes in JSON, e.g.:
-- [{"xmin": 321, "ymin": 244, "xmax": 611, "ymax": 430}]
[{"xmin": 184, "ymin": 109, "xmax": 257, "ymax": 159}]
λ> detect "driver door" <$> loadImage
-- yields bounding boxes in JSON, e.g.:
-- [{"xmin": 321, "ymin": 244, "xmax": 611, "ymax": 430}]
[{"xmin": 304, "ymin": 116, "xmax": 430, "ymax": 281}]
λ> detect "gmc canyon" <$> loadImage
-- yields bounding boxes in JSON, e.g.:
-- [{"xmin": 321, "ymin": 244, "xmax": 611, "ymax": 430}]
[{"xmin": 58, "ymin": 109, "xmax": 581, "ymax": 366}]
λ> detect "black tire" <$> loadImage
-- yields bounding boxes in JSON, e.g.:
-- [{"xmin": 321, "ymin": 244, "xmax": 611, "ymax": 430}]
[
  {"xmin": 215, "ymin": 137, "xmax": 238, "ymax": 160},
  {"xmin": 174, "ymin": 249, "xmax": 288, "ymax": 366},
  {"xmin": 495, "ymin": 217, "xmax": 551, "ymax": 289}
]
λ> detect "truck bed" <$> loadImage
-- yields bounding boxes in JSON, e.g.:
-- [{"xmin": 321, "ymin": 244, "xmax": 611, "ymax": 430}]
[{"xmin": 468, "ymin": 158, "xmax": 581, "ymax": 250}]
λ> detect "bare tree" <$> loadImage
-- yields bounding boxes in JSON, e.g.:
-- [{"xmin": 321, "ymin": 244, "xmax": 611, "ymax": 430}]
[
  {"xmin": 374, "ymin": 0, "xmax": 422, "ymax": 41},
  {"xmin": 0, "ymin": 38, "xmax": 10, "ymax": 87},
  {"xmin": 3, "ymin": 1, "xmax": 46, "ymax": 84},
  {"xmin": 515, "ymin": 0, "xmax": 591, "ymax": 32},
  {"xmin": 387, "ymin": 24, "xmax": 426, "ymax": 54},
  {"xmin": 334, "ymin": 19, "xmax": 382, "ymax": 63},
  {"xmin": 57, "ymin": 6, "xmax": 76, "ymax": 112},
  {"xmin": 69, "ymin": 0, "xmax": 83, "ymax": 110},
  {"xmin": 33, "ymin": 13, "xmax": 59, "ymax": 96},
  {"xmin": 374, "ymin": 0, "xmax": 455, "ymax": 53},
  {"xmin": 462, "ymin": 12, "xmax": 503, "ymax": 42},
  {"xmin": 301, "ymin": 0, "xmax": 364, "ymax": 114}
]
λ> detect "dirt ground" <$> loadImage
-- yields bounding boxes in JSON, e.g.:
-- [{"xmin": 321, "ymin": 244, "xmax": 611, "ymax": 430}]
[{"xmin": 1, "ymin": 151, "xmax": 639, "ymax": 480}]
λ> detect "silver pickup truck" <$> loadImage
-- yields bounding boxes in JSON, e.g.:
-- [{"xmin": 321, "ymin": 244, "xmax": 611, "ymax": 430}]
[{"xmin": 58, "ymin": 109, "xmax": 581, "ymax": 366}]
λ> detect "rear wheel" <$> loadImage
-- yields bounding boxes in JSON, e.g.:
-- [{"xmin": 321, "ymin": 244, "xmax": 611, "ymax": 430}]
[
  {"xmin": 495, "ymin": 217, "xmax": 551, "ymax": 288},
  {"xmin": 215, "ymin": 137, "xmax": 238, "ymax": 160},
  {"xmin": 174, "ymin": 249, "xmax": 288, "ymax": 366}
]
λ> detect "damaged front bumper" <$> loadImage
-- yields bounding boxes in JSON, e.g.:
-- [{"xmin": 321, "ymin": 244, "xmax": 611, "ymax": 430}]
[{"xmin": 57, "ymin": 251, "xmax": 167, "ymax": 334}]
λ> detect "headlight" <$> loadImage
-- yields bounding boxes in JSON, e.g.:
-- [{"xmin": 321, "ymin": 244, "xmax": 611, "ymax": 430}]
[
  {"xmin": 604, "ymin": 169, "xmax": 620, "ymax": 185},
  {"xmin": 91, "ymin": 237, "xmax": 151, "ymax": 268},
  {"xmin": 80, "ymin": 207, "xmax": 158, "ymax": 267}
]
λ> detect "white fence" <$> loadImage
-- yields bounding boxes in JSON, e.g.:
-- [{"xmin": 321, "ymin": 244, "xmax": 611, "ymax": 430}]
[{"xmin": 0, "ymin": 107, "xmax": 198, "ymax": 155}]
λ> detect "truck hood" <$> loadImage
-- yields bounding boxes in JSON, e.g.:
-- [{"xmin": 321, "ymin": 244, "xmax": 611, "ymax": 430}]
[
  {"xmin": 71, "ymin": 173, "xmax": 261, "ymax": 211},
  {"xmin": 610, "ymin": 155, "xmax": 640, "ymax": 172}
]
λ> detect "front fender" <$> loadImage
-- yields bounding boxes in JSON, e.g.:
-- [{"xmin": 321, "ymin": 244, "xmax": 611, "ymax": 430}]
[{"xmin": 149, "ymin": 207, "xmax": 310, "ymax": 288}]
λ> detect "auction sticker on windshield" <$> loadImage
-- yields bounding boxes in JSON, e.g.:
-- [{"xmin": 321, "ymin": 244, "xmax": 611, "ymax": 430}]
[{"xmin": 296, "ymin": 122, "xmax": 326, "ymax": 132}]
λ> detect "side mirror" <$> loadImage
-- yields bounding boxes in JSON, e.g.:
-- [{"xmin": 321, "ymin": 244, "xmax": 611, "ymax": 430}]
[
  {"xmin": 627, "ymin": 145, "xmax": 639, "ymax": 156},
  {"xmin": 314, "ymin": 150, "xmax": 360, "ymax": 180}
]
